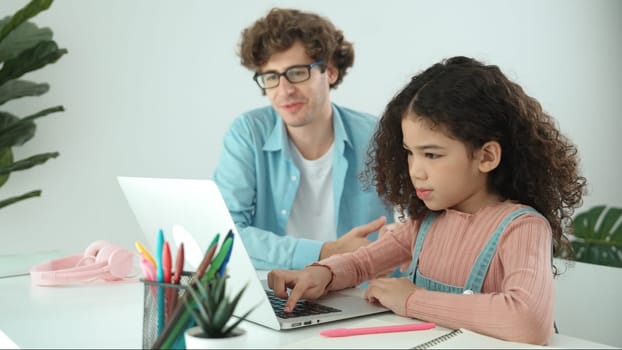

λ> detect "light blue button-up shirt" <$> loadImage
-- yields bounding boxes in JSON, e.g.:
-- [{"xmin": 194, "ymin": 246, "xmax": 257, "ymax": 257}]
[{"xmin": 213, "ymin": 103, "xmax": 393, "ymax": 270}]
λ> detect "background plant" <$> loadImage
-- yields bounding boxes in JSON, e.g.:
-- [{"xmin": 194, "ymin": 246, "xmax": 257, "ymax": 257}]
[
  {"xmin": 0, "ymin": 0, "xmax": 65, "ymax": 209},
  {"xmin": 561, "ymin": 205, "xmax": 622, "ymax": 268}
]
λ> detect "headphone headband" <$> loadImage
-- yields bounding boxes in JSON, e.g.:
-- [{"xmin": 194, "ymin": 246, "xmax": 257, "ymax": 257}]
[{"xmin": 30, "ymin": 241, "xmax": 136, "ymax": 286}]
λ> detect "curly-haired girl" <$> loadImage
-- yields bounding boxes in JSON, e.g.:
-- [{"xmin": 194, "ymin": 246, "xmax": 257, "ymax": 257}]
[{"xmin": 267, "ymin": 56, "xmax": 587, "ymax": 345}]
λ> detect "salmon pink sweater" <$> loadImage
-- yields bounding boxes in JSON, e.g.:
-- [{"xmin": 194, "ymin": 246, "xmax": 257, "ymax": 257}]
[{"xmin": 319, "ymin": 201, "xmax": 554, "ymax": 345}]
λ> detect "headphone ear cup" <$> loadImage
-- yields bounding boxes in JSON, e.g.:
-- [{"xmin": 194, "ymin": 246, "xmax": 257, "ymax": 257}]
[
  {"xmin": 94, "ymin": 244, "xmax": 135, "ymax": 279},
  {"xmin": 108, "ymin": 248, "xmax": 135, "ymax": 279},
  {"xmin": 84, "ymin": 240, "xmax": 113, "ymax": 260}
]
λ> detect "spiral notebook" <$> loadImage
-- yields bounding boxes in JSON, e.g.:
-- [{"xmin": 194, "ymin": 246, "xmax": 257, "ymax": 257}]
[
  {"xmin": 412, "ymin": 328, "xmax": 550, "ymax": 349},
  {"xmin": 282, "ymin": 317, "xmax": 551, "ymax": 349}
]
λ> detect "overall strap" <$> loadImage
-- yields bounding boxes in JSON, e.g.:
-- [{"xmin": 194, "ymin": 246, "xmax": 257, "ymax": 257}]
[
  {"xmin": 463, "ymin": 207, "xmax": 541, "ymax": 293},
  {"xmin": 409, "ymin": 211, "xmax": 439, "ymax": 282}
]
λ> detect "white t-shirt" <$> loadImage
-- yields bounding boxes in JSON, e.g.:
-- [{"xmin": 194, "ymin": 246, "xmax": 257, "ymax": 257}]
[{"xmin": 285, "ymin": 139, "xmax": 336, "ymax": 242}]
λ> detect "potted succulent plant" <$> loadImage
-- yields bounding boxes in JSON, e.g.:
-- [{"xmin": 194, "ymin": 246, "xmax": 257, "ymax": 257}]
[
  {"xmin": 0, "ymin": 0, "xmax": 66, "ymax": 210},
  {"xmin": 183, "ymin": 272, "xmax": 256, "ymax": 349}
]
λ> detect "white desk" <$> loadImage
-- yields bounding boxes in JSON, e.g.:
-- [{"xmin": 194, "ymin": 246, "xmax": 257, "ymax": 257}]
[{"xmin": 0, "ymin": 274, "xmax": 615, "ymax": 349}]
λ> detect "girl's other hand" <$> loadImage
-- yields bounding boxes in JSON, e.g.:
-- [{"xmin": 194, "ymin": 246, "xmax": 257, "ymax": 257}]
[{"xmin": 364, "ymin": 277, "xmax": 417, "ymax": 316}]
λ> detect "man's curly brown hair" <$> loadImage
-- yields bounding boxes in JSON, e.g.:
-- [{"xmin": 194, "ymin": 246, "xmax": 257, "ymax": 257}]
[
  {"xmin": 238, "ymin": 8, "xmax": 354, "ymax": 89},
  {"xmin": 363, "ymin": 56, "xmax": 587, "ymax": 269}
]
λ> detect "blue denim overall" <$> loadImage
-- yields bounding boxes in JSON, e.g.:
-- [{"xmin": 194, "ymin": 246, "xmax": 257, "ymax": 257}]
[{"xmin": 409, "ymin": 207, "xmax": 540, "ymax": 294}]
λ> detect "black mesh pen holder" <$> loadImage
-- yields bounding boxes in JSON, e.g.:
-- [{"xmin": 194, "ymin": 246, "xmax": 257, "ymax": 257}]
[{"xmin": 141, "ymin": 272, "xmax": 193, "ymax": 349}]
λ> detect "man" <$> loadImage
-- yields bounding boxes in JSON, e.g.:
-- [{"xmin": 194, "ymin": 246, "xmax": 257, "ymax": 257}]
[{"xmin": 213, "ymin": 8, "xmax": 393, "ymax": 270}]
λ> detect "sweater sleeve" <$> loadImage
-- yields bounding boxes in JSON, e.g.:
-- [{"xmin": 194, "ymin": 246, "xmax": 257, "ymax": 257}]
[
  {"xmin": 405, "ymin": 214, "xmax": 554, "ymax": 345},
  {"xmin": 320, "ymin": 220, "xmax": 417, "ymax": 290}
]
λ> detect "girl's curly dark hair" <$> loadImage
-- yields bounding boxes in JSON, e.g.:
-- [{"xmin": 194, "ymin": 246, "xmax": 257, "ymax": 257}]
[
  {"xmin": 238, "ymin": 8, "xmax": 354, "ymax": 90},
  {"xmin": 363, "ymin": 56, "xmax": 587, "ymax": 268}
]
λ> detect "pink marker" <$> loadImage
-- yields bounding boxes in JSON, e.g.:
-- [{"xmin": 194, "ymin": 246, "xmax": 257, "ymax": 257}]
[
  {"xmin": 320, "ymin": 322, "xmax": 435, "ymax": 337},
  {"xmin": 139, "ymin": 256, "xmax": 156, "ymax": 281}
]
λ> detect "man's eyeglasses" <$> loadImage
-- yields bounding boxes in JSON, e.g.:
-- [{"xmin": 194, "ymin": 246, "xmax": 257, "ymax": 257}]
[{"xmin": 253, "ymin": 61, "xmax": 326, "ymax": 89}]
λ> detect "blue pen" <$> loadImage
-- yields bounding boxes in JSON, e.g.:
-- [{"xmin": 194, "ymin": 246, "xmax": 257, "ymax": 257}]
[
  {"xmin": 217, "ymin": 230, "xmax": 235, "ymax": 277},
  {"xmin": 156, "ymin": 228, "xmax": 165, "ymax": 282},
  {"xmin": 155, "ymin": 228, "xmax": 165, "ymax": 333}
]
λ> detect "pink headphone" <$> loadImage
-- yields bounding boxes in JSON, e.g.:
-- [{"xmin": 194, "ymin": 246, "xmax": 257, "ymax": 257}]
[{"xmin": 30, "ymin": 240, "xmax": 136, "ymax": 286}]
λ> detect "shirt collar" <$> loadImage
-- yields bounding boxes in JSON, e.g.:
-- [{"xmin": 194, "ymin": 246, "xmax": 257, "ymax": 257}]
[{"xmin": 263, "ymin": 103, "xmax": 351, "ymax": 152}]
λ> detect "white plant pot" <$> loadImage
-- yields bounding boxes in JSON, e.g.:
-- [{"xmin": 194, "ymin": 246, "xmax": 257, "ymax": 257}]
[{"xmin": 184, "ymin": 326, "xmax": 248, "ymax": 349}]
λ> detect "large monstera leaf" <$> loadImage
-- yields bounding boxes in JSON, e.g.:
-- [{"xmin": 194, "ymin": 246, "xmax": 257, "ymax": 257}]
[{"xmin": 569, "ymin": 206, "xmax": 622, "ymax": 268}]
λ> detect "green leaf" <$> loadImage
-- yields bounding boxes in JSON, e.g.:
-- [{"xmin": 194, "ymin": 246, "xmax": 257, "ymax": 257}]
[
  {"xmin": 186, "ymin": 282, "xmax": 203, "ymax": 305},
  {"xmin": 22, "ymin": 105, "xmax": 64, "ymax": 122},
  {"xmin": 611, "ymin": 218, "xmax": 622, "ymax": 242},
  {"xmin": 221, "ymin": 283, "xmax": 253, "ymax": 336},
  {"xmin": 214, "ymin": 274, "xmax": 227, "ymax": 302},
  {"xmin": 0, "ymin": 79, "xmax": 49, "ymax": 105},
  {"xmin": 0, "ymin": 147, "xmax": 12, "ymax": 187},
  {"xmin": 183, "ymin": 273, "xmax": 255, "ymax": 338},
  {"xmin": 204, "ymin": 296, "xmax": 217, "ymax": 321},
  {"xmin": 0, "ymin": 40, "xmax": 67, "ymax": 86},
  {"xmin": 568, "ymin": 206, "xmax": 622, "ymax": 268},
  {"xmin": 0, "ymin": 19, "xmax": 53, "ymax": 63},
  {"xmin": 184, "ymin": 297, "xmax": 209, "ymax": 333},
  {"xmin": 0, "ymin": 111, "xmax": 35, "ymax": 148},
  {"xmin": 192, "ymin": 283, "xmax": 212, "ymax": 323},
  {"xmin": 0, "ymin": 189, "xmax": 40, "ymax": 209},
  {"xmin": 0, "ymin": 111, "xmax": 18, "ymax": 128},
  {"xmin": 222, "ymin": 301, "xmax": 260, "ymax": 336},
  {"xmin": 0, "ymin": 151, "xmax": 59, "ymax": 176},
  {"xmin": 598, "ymin": 207, "xmax": 622, "ymax": 239},
  {"xmin": 0, "ymin": 0, "xmax": 53, "ymax": 44},
  {"xmin": 0, "ymin": 106, "xmax": 63, "ymax": 148},
  {"xmin": 572, "ymin": 206, "xmax": 605, "ymax": 238},
  {"xmin": 211, "ymin": 296, "xmax": 231, "ymax": 330}
]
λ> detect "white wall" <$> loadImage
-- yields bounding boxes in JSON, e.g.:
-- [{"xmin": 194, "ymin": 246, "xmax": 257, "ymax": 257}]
[
  {"xmin": 554, "ymin": 259, "xmax": 622, "ymax": 347},
  {"xmin": 0, "ymin": 0, "xmax": 621, "ymax": 344},
  {"xmin": 2, "ymin": 0, "xmax": 621, "ymax": 254}
]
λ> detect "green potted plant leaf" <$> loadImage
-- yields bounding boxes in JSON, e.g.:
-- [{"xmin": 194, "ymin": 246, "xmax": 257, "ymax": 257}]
[
  {"xmin": 0, "ymin": 0, "xmax": 66, "ymax": 209},
  {"xmin": 561, "ymin": 205, "xmax": 622, "ymax": 268},
  {"xmin": 183, "ymin": 272, "xmax": 257, "ymax": 349}
]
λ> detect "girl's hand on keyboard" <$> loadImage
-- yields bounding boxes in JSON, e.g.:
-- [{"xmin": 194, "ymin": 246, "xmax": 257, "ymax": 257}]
[{"xmin": 267, "ymin": 266, "xmax": 333, "ymax": 313}]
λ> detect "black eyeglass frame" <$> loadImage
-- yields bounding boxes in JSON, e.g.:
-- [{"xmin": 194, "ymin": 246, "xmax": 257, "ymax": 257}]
[{"xmin": 253, "ymin": 60, "xmax": 326, "ymax": 89}]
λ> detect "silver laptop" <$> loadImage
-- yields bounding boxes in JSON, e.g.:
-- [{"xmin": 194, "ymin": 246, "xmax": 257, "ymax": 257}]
[{"xmin": 117, "ymin": 176, "xmax": 389, "ymax": 331}]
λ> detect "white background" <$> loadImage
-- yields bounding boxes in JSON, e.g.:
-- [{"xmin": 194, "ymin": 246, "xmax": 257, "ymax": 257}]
[{"xmin": 1, "ymin": 0, "xmax": 620, "ymax": 254}]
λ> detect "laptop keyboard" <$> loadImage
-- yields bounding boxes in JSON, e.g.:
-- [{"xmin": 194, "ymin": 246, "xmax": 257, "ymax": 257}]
[{"xmin": 266, "ymin": 290, "xmax": 342, "ymax": 319}]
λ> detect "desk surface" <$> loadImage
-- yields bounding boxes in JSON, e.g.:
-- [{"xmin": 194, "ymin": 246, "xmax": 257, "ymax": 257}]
[{"xmin": 0, "ymin": 274, "xmax": 614, "ymax": 349}]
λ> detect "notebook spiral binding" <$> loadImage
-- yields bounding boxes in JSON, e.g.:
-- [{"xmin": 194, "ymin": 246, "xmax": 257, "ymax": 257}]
[{"xmin": 411, "ymin": 329, "xmax": 464, "ymax": 349}]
